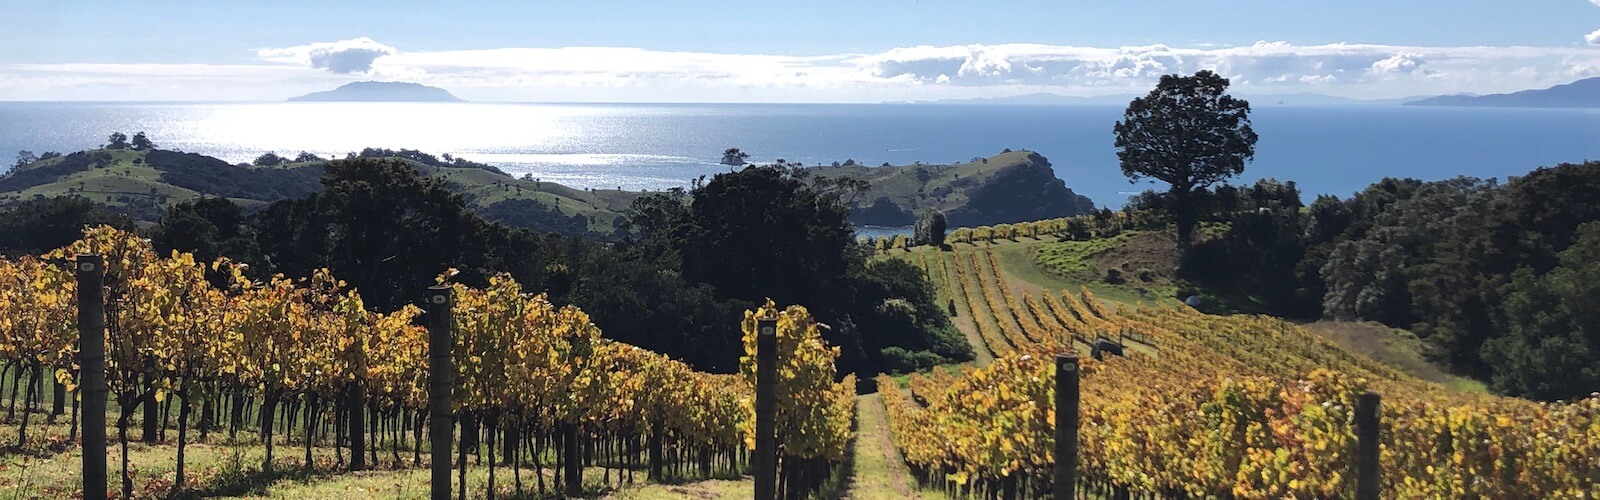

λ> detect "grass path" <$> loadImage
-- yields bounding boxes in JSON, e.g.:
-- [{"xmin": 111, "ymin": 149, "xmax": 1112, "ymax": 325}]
[{"xmin": 839, "ymin": 393, "xmax": 921, "ymax": 500}]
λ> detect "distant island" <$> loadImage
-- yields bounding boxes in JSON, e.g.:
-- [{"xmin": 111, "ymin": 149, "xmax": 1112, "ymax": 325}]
[
  {"xmin": 288, "ymin": 81, "xmax": 464, "ymax": 102},
  {"xmin": 1406, "ymin": 77, "xmax": 1600, "ymax": 108}
]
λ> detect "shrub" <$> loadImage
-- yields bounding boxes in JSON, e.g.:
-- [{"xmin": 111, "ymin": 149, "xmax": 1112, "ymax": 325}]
[{"xmin": 1104, "ymin": 268, "xmax": 1126, "ymax": 284}]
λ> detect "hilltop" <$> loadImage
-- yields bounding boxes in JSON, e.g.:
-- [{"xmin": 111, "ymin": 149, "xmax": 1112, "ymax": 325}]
[
  {"xmin": 1406, "ymin": 77, "xmax": 1600, "ymax": 108},
  {"xmin": 3, "ymin": 148, "xmax": 1094, "ymax": 236},
  {"xmin": 807, "ymin": 150, "xmax": 1096, "ymax": 227},
  {"xmin": 0, "ymin": 148, "xmax": 641, "ymax": 235},
  {"xmin": 289, "ymin": 81, "xmax": 464, "ymax": 102}
]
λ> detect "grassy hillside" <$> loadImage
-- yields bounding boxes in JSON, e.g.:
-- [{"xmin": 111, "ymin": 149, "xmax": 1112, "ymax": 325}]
[
  {"xmin": 807, "ymin": 150, "xmax": 1095, "ymax": 227},
  {"xmin": 4, "ymin": 148, "xmax": 1101, "ymax": 236},
  {"xmin": 0, "ymin": 148, "xmax": 648, "ymax": 235}
]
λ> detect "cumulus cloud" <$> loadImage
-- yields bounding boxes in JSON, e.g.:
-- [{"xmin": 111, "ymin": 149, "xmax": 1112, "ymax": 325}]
[
  {"xmin": 258, "ymin": 37, "xmax": 396, "ymax": 73},
  {"xmin": 859, "ymin": 42, "xmax": 1453, "ymax": 87},
  {"xmin": 1369, "ymin": 52, "xmax": 1424, "ymax": 74},
  {"xmin": 6, "ymin": 40, "xmax": 1600, "ymax": 101},
  {"xmin": 1588, "ymin": 28, "xmax": 1600, "ymax": 46}
]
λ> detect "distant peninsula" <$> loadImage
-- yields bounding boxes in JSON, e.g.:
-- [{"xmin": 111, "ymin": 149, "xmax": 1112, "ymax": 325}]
[
  {"xmin": 1406, "ymin": 77, "xmax": 1600, "ymax": 108},
  {"xmin": 288, "ymin": 81, "xmax": 464, "ymax": 102}
]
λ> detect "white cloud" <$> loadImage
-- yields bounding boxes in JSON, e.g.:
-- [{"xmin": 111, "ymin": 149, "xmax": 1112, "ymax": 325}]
[
  {"xmin": 1369, "ymin": 52, "xmax": 1424, "ymax": 74},
  {"xmin": 4, "ymin": 40, "xmax": 1600, "ymax": 101},
  {"xmin": 258, "ymin": 37, "xmax": 396, "ymax": 74},
  {"xmin": 1587, "ymin": 28, "xmax": 1600, "ymax": 46}
]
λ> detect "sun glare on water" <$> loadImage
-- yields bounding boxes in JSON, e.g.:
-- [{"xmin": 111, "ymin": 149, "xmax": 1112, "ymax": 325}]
[{"xmin": 174, "ymin": 102, "xmax": 598, "ymax": 161}]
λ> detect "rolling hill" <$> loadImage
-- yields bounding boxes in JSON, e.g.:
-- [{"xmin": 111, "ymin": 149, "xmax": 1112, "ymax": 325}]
[
  {"xmin": 2, "ymin": 148, "xmax": 1095, "ymax": 235},
  {"xmin": 808, "ymin": 149, "xmax": 1096, "ymax": 227},
  {"xmin": 0, "ymin": 148, "xmax": 642, "ymax": 235}
]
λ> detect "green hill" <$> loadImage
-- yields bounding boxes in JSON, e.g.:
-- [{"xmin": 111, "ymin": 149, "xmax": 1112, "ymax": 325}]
[
  {"xmin": 806, "ymin": 150, "xmax": 1095, "ymax": 227},
  {"xmin": 3, "ymin": 148, "xmax": 1095, "ymax": 236},
  {"xmin": 0, "ymin": 148, "xmax": 646, "ymax": 235}
]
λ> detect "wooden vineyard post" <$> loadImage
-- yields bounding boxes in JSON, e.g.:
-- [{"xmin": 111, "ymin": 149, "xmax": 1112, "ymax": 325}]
[
  {"xmin": 427, "ymin": 286, "xmax": 454, "ymax": 500},
  {"xmin": 350, "ymin": 380, "xmax": 366, "ymax": 470},
  {"xmin": 753, "ymin": 316, "xmax": 778, "ymax": 500},
  {"xmin": 1356, "ymin": 392, "xmax": 1381, "ymax": 500},
  {"xmin": 564, "ymin": 422, "xmax": 582, "ymax": 496},
  {"xmin": 1054, "ymin": 354, "xmax": 1079, "ymax": 500},
  {"xmin": 77, "ymin": 254, "xmax": 107, "ymax": 500}
]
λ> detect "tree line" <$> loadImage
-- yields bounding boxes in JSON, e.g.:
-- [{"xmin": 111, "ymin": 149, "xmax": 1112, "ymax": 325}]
[{"xmin": 0, "ymin": 155, "xmax": 970, "ymax": 377}]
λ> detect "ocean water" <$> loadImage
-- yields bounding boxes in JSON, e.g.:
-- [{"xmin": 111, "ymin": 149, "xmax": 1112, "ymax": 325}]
[{"xmin": 3, "ymin": 102, "xmax": 1599, "ymax": 207}]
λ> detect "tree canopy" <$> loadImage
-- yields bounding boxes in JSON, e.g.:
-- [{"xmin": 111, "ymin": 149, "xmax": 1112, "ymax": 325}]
[{"xmin": 1114, "ymin": 70, "xmax": 1257, "ymax": 250}]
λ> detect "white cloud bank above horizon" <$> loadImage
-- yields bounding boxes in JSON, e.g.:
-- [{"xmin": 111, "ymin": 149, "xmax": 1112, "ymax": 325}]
[{"xmin": 4, "ymin": 37, "xmax": 1600, "ymax": 102}]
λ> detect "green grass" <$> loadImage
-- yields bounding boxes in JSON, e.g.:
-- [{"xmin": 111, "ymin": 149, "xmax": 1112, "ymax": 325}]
[
  {"xmin": 838, "ymin": 392, "xmax": 924, "ymax": 500},
  {"xmin": 603, "ymin": 479, "xmax": 751, "ymax": 499},
  {"xmin": 1303, "ymin": 321, "xmax": 1487, "ymax": 393},
  {"xmin": 0, "ymin": 378, "xmax": 738, "ymax": 499},
  {"xmin": 948, "ymin": 236, "xmax": 1180, "ymax": 307},
  {"xmin": 1032, "ymin": 233, "xmax": 1136, "ymax": 276}
]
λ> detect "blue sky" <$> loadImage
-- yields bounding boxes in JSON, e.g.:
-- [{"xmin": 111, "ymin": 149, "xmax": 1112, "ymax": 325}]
[{"xmin": 4, "ymin": 0, "xmax": 1600, "ymax": 101}]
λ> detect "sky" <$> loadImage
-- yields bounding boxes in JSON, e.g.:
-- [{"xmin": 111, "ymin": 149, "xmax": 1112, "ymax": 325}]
[{"xmin": 4, "ymin": 0, "xmax": 1600, "ymax": 102}]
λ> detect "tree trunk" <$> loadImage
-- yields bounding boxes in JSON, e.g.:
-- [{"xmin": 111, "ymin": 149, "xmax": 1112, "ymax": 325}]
[
  {"xmin": 487, "ymin": 414, "xmax": 497, "ymax": 500},
  {"xmin": 118, "ymin": 394, "xmax": 135, "ymax": 500},
  {"xmin": 198, "ymin": 392, "xmax": 214, "ymax": 442},
  {"xmin": 16, "ymin": 365, "xmax": 38, "ymax": 448},
  {"xmin": 69, "ymin": 390, "xmax": 80, "ymax": 441},
  {"xmin": 50, "ymin": 372, "xmax": 65, "ymax": 420},
  {"xmin": 261, "ymin": 392, "xmax": 279, "ymax": 471},
  {"xmin": 564, "ymin": 422, "xmax": 582, "ymax": 497},
  {"xmin": 175, "ymin": 386, "xmax": 192, "ymax": 492},
  {"xmin": 306, "ymin": 394, "xmax": 318, "ymax": 473},
  {"xmin": 458, "ymin": 413, "xmax": 469, "ymax": 500},
  {"xmin": 1172, "ymin": 187, "xmax": 1197, "ymax": 252},
  {"xmin": 141, "ymin": 374, "xmax": 158, "ymax": 443},
  {"xmin": 229, "ymin": 389, "xmax": 244, "ymax": 441}
]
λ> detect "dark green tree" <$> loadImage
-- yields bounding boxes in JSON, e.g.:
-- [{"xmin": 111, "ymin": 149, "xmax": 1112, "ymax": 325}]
[
  {"xmin": 254, "ymin": 157, "xmax": 495, "ymax": 310},
  {"xmin": 106, "ymin": 132, "xmax": 129, "ymax": 150},
  {"xmin": 152, "ymin": 197, "xmax": 262, "ymax": 267},
  {"xmin": 0, "ymin": 196, "xmax": 137, "ymax": 256},
  {"xmin": 1114, "ymin": 70, "xmax": 1258, "ymax": 250},
  {"xmin": 253, "ymin": 152, "xmax": 287, "ymax": 166},
  {"xmin": 13, "ymin": 150, "xmax": 37, "ymax": 170},
  {"xmin": 130, "ymin": 131, "xmax": 155, "ymax": 151},
  {"xmin": 913, "ymin": 208, "xmax": 947, "ymax": 247},
  {"xmin": 679, "ymin": 165, "xmax": 856, "ymax": 312},
  {"xmin": 628, "ymin": 165, "xmax": 971, "ymax": 374},
  {"xmin": 1482, "ymin": 221, "xmax": 1600, "ymax": 400},
  {"xmin": 720, "ymin": 147, "xmax": 750, "ymax": 166}
]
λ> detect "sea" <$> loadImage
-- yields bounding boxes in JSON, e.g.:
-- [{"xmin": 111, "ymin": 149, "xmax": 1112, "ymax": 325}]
[{"xmin": 4, "ymin": 102, "xmax": 1599, "ymax": 214}]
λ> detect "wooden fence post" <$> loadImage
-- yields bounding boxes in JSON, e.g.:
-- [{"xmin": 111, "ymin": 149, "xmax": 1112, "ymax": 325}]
[
  {"xmin": 350, "ymin": 380, "xmax": 366, "ymax": 470},
  {"xmin": 427, "ymin": 285, "xmax": 454, "ymax": 500},
  {"xmin": 77, "ymin": 254, "xmax": 107, "ymax": 500},
  {"xmin": 753, "ymin": 317, "xmax": 779, "ymax": 500},
  {"xmin": 1054, "ymin": 354, "xmax": 1079, "ymax": 500},
  {"xmin": 1356, "ymin": 392, "xmax": 1381, "ymax": 500}
]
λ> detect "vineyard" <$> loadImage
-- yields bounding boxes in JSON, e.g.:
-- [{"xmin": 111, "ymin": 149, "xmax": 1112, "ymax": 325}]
[
  {"xmin": 0, "ymin": 226, "xmax": 853, "ymax": 498},
  {"xmin": 886, "ymin": 243, "xmax": 1600, "ymax": 498}
]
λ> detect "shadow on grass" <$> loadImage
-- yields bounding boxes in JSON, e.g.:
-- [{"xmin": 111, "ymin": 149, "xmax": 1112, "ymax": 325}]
[{"xmin": 184, "ymin": 462, "xmax": 328, "ymax": 498}]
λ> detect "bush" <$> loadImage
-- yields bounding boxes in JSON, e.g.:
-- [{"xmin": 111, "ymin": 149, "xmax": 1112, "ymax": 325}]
[
  {"xmin": 880, "ymin": 347, "xmax": 944, "ymax": 373},
  {"xmin": 1104, "ymin": 268, "xmax": 1126, "ymax": 284},
  {"xmin": 1136, "ymin": 268, "xmax": 1156, "ymax": 282}
]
